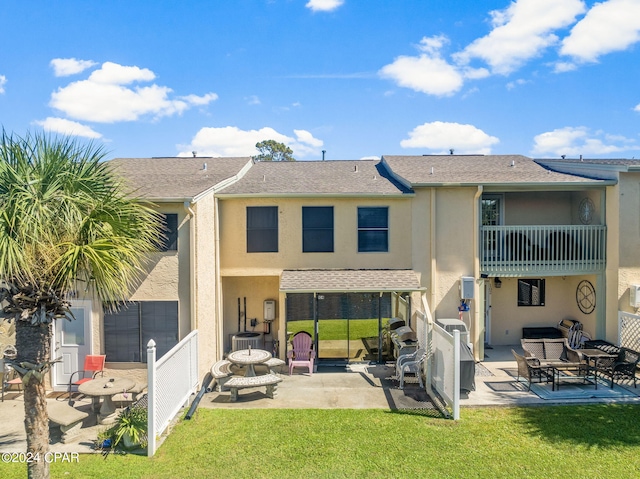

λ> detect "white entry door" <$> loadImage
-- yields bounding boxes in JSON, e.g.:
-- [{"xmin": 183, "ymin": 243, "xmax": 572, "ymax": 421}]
[{"xmin": 52, "ymin": 300, "xmax": 92, "ymax": 391}]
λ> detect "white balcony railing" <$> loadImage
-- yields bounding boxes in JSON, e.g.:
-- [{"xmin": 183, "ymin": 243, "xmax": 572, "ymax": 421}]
[{"xmin": 481, "ymin": 225, "xmax": 606, "ymax": 276}]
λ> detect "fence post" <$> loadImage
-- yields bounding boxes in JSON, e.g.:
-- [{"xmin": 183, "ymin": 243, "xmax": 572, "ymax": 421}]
[
  {"xmin": 453, "ymin": 330, "xmax": 460, "ymax": 421},
  {"xmin": 147, "ymin": 339, "xmax": 157, "ymax": 458}
]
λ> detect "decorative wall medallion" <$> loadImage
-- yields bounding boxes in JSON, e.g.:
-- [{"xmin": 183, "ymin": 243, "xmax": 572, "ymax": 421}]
[
  {"xmin": 576, "ymin": 280, "xmax": 596, "ymax": 314},
  {"xmin": 579, "ymin": 197, "xmax": 595, "ymax": 225}
]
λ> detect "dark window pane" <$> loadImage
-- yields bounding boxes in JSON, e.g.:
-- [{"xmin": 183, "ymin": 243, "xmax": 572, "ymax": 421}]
[
  {"xmin": 141, "ymin": 301, "xmax": 179, "ymax": 362},
  {"xmin": 303, "ymin": 230, "xmax": 334, "ymax": 252},
  {"xmin": 303, "ymin": 207, "xmax": 334, "ymax": 252},
  {"xmin": 286, "ymin": 293, "xmax": 315, "ymax": 321},
  {"xmin": 157, "ymin": 213, "xmax": 178, "ymax": 252},
  {"xmin": 518, "ymin": 279, "xmax": 545, "ymax": 306},
  {"xmin": 358, "ymin": 207, "xmax": 388, "ymax": 228},
  {"xmin": 303, "ymin": 207, "xmax": 333, "ymax": 229},
  {"xmin": 104, "ymin": 303, "xmax": 141, "ymax": 362},
  {"xmin": 104, "ymin": 301, "xmax": 179, "ymax": 363},
  {"xmin": 247, "ymin": 206, "xmax": 278, "ymax": 252},
  {"xmin": 358, "ymin": 230, "xmax": 388, "ymax": 252}
]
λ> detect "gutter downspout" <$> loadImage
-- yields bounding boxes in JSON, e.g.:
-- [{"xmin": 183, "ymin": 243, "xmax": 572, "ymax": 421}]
[
  {"xmin": 473, "ymin": 186, "xmax": 483, "ymax": 361},
  {"xmin": 430, "ymin": 188, "xmax": 437, "ymax": 321},
  {"xmin": 214, "ymin": 197, "xmax": 224, "ymax": 359},
  {"xmin": 184, "ymin": 201, "xmax": 197, "ymax": 334}
]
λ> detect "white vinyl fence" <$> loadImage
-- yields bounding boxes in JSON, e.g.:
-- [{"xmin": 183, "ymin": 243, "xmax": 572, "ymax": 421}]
[
  {"xmin": 431, "ymin": 324, "xmax": 461, "ymax": 420},
  {"xmin": 414, "ymin": 297, "xmax": 460, "ymax": 420},
  {"xmin": 618, "ymin": 311, "xmax": 640, "ymax": 352},
  {"xmin": 147, "ymin": 330, "xmax": 199, "ymax": 457}
]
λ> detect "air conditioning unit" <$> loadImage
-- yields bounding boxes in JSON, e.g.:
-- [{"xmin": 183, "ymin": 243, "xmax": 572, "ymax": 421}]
[
  {"xmin": 630, "ymin": 285, "xmax": 640, "ymax": 308},
  {"xmin": 460, "ymin": 276, "xmax": 475, "ymax": 300}
]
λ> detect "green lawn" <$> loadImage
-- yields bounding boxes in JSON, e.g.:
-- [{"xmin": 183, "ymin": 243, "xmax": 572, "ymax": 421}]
[
  {"xmin": 287, "ymin": 318, "xmax": 387, "ymax": 340},
  {"xmin": 7, "ymin": 405, "xmax": 640, "ymax": 478}
]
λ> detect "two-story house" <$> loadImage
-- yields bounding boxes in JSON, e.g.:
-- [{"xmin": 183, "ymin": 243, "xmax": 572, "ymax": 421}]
[{"xmin": 41, "ymin": 153, "xmax": 640, "ymax": 389}]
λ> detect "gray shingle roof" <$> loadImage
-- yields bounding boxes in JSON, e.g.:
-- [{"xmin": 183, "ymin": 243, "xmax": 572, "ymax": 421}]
[
  {"xmin": 217, "ymin": 160, "xmax": 412, "ymax": 196},
  {"xmin": 382, "ymin": 155, "xmax": 606, "ymax": 186},
  {"xmin": 279, "ymin": 269, "xmax": 423, "ymax": 292},
  {"xmin": 536, "ymin": 158, "xmax": 640, "ymax": 167},
  {"xmin": 107, "ymin": 157, "xmax": 252, "ymax": 200}
]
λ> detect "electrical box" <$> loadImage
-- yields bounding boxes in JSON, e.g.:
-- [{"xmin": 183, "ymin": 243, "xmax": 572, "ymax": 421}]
[
  {"xmin": 460, "ymin": 276, "xmax": 475, "ymax": 300},
  {"xmin": 630, "ymin": 285, "xmax": 640, "ymax": 308},
  {"xmin": 264, "ymin": 299, "xmax": 276, "ymax": 321}
]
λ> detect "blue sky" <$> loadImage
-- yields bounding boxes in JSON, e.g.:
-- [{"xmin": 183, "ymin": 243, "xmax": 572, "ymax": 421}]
[{"xmin": 1, "ymin": 0, "xmax": 639, "ymax": 160}]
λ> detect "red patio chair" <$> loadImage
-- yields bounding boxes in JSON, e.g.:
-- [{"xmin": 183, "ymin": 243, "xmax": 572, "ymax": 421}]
[{"xmin": 67, "ymin": 355, "xmax": 106, "ymax": 401}]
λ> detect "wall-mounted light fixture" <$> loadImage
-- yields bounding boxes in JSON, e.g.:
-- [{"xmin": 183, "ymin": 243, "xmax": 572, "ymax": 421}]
[{"xmin": 494, "ymin": 277, "xmax": 502, "ymax": 288}]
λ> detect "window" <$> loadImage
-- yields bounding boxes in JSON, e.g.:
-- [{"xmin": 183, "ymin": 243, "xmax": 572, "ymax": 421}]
[
  {"xmin": 358, "ymin": 207, "xmax": 388, "ymax": 252},
  {"xmin": 518, "ymin": 279, "xmax": 545, "ymax": 306},
  {"xmin": 104, "ymin": 301, "xmax": 179, "ymax": 362},
  {"xmin": 157, "ymin": 213, "xmax": 178, "ymax": 252},
  {"xmin": 303, "ymin": 206, "xmax": 334, "ymax": 252},
  {"xmin": 247, "ymin": 206, "xmax": 278, "ymax": 252}
]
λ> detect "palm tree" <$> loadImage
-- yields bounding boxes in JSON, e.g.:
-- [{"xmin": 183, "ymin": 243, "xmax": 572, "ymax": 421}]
[{"xmin": 0, "ymin": 131, "xmax": 161, "ymax": 479}]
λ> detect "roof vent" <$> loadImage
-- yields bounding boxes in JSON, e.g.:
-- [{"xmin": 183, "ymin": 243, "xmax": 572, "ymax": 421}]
[
  {"xmin": 192, "ymin": 151, "xmax": 197, "ymax": 157},
  {"xmin": 263, "ymin": 175, "xmax": 266, "ymax": 182},
  {"xmin": 449, "ymin": 149, "xmax": 454, "ymax": 155},
  {"xmin": 354, "ymin": 165, "xmax": 358, "ymax": 172},
  {"xmin": 430, "ymin": 167, "xmax": 434, "ymax": 175},
  {"xmin": 203, "ymin": 162, "xmax": 207, "ymax": 171},
  {"xmin": 510, "ymin": 160, "xmax": 515, "ymax": 167}
]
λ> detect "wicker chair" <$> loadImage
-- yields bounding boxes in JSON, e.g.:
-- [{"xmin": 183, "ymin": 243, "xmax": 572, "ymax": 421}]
[
  {"xmin": 512, "ymin": 349, "xmax": 552, "ymax": 391},
  {"xmin": 595, "ymin": 347, "xmax": 640, "ymax": 388}
]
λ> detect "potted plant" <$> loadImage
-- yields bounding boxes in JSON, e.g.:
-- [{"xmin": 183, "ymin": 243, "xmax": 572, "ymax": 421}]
[{"xmin": 105, "ymin": 404, "xmax": 148, "ymax": 450}]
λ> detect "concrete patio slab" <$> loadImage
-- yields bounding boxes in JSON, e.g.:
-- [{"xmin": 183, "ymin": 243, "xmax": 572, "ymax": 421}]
[{"xmin": 1, "ymin": 345, "xmax": 639, "ymax": 454}]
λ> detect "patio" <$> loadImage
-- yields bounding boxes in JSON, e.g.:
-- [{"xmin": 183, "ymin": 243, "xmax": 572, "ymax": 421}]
[{"xmin": 1, "ymin": 345, "xmax": 639, "ymax": 454}]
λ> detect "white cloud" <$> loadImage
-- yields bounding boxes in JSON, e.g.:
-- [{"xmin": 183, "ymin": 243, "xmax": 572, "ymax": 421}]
[
  {"xmin": 454, "ymin": 0, "xmax": 586, "ymax": 75},
  {"xmin": 306, "ymin": 0, "xmax": 344, "ymax": 12},
  {"xmin": 0, "ymin": 75, "xmax": 6, "ymax": 94},
  {"xmin": 506, "ymin": 78, "xmax": 529, "ymax": 90},
  {"xmin": 49, "ymin": 62, "xmax": 217, "ymax": 123},
  {"xmin": 245, "ymin": 95, "xmax": 261, "ymax": 105},
  {"xmin": 553, "ymin": 61, "xmax": 578, "ymax": 73},
  {"xmin": 379, "ymin": 35, "xmax": 464, "ymax": 96},
  {"xmin": 635, "ymin": 103, "xmax": 640, "ymax": 112},
  {"xmin": 34, "ymin": 117, "xmax": 102, "ymax": 139},
  {"xmin": 560, "ymin": 0, "xmax": 640, "ymax": 63},
  {"xmin": 50, "ymin": 58, "xmax": 97, "ymax": 77},
  {"xmin": 294, "ymin": 129, "xmax": 323, "ymax": 148},
  {"xmin": 88, "ymin": 62, "xmax": 155, "ymax": 84},
  {"xmin": 400, "ymin": 121, "xmax": 500, "ymax": 154},
  {"xmin": 179, "ymin": 126, "xmax": 324, "ymax": 158},
  {"xmin": 179, "ymin": 93, "xmax": 219, "ymax": 106},
  {"xmin": 532, "ymin": 126, "xmax": 636, "ymax": 156}
]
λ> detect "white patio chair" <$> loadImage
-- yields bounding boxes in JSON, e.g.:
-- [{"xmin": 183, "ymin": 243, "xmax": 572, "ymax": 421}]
[{"xmin": 396, "ymin": 348, "xmax": 426, "ymax": 389}]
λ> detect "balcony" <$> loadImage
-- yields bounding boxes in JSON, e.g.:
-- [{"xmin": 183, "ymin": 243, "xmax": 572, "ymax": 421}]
[{"xmin": 481, "ymin": 225, "xmax": 606, "ymax": 276}]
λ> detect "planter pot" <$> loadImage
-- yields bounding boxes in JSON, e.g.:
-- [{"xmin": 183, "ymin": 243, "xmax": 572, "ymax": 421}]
[{"xmin": 121, "ymin": 432, "xmax": 140, "ymax": 450}]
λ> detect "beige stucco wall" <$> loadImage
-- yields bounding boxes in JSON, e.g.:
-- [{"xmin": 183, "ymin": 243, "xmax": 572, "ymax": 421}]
[
  {"xmin": 411, "ymin": 187, "xmax": 480, "ymax": 351},
  {"xmin": 219, "ymin": 196, "xmax": 413, "ymax": 274},
  {"xmin": 501, "ymin": 190, "xmax": 603, "ymax": 226},
  {"xmin": 191, "ymin": 194, "xmax": 220, "ymax": 379},
  {"xmin": 616, "ymin": 173, "xmax": 640, "ymax": 315},
  {"xmin": 487, "ymin": 275, "xmax": 598, "ymax": 345}
]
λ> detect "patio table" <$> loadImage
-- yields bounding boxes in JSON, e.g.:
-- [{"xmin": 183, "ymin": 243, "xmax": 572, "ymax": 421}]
[
  {"xmin": 580, "ymin": 348, "xmax": 617, "ymax": 367},
  {"xmin": 78, "ymin": 376, "xmax": 135, "ymax": 424},
  {"xmin": 551, "ymin": 363, "xmax": 596, "ymax": 391},
  {"xmin": 580, "ymin": 348, "xmax": 617, "ymax": 386},
  {"xmin": 227, "ymin": 348, "xmax": 271, "ymax": 377}
]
